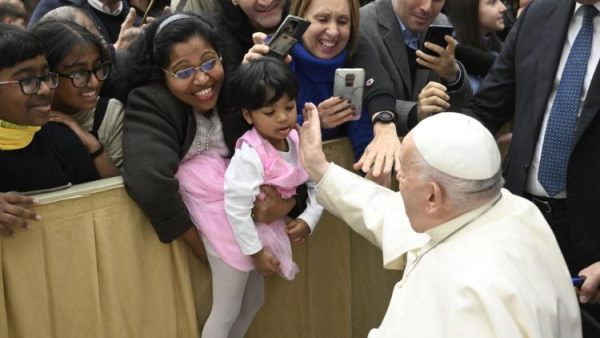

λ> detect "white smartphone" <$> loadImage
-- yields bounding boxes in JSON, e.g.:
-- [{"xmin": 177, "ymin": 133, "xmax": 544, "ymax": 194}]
[{"xmin": 333, "ymin": 68, "xmax": 365, "ymax": 120}]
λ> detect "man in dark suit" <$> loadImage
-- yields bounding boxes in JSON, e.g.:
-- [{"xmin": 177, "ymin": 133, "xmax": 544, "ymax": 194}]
[
  {"xmin": 463, "ymin": 0, "xmax": 600, "ymax": 332},
  {"xmin": 359, "ymin": 0, "xmax": 472, "ymax": 135}
]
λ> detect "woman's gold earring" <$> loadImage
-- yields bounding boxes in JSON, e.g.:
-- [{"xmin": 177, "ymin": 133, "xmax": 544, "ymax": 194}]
[{"xmin": 232, "ymin": 0, "xmax": 238, "ymax": 5}]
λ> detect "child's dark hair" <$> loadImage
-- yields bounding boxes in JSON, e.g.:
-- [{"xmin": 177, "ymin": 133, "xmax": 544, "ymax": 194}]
[
  {"xmin": 227, "ymin": 57, "xmax": 298, "ymax": 113},
  {"xmin": 31, "ymin": 20, "xmax": 110, "ymax": 70},
  {"xmin": 121, "ymin": 12, "xmax": 221, "ymax": 91},
  {"xmin": 0, "ymin": 24, "xmax": 44, "ymax": 70}
]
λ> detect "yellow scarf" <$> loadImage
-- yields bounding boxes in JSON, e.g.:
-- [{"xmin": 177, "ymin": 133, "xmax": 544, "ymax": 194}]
[{"xmin": 0, "ymin": 119, "xmax": 41, "ymax": 150}]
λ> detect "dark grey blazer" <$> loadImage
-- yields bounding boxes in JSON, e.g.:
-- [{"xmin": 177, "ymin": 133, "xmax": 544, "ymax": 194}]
[
  {"xmin": 360, "ymin": 0, "xmax": 472, "ymax": 134},
  {"xmin": 465, "ymin": 0, "xmax": 600, "ymax": 273}
]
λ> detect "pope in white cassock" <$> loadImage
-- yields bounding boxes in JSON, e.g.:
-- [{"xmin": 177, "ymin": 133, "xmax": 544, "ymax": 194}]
[{"xmin": 298, "ymin": 104, "xmax": 582, "ymax": 338}]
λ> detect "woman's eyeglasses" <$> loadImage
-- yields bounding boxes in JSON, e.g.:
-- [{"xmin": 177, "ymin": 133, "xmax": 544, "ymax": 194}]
[
  {"xmin": 57, "ymin": 62, "xmax": 111, "ymax": 88},
  {"xmin": 0, "ymin": 72, "xmax": 59, "ymax": 95},
  {"xmin": 163, "ymin": 57, "xmax": 221, "ymax": 80}
]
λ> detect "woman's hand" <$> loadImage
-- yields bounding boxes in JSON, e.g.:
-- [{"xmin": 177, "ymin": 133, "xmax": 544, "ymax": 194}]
[
  {"xmin": 317, "ymin": 96, "xmax": 355, "ymax": 129},
  {"xmin": 252, "ymin": 185, "xmax": 295, "ymax": 224},
  {"xmin": 49, "ymin": 111, "xmax": 100, "ymax": 153},
  {"xmin": 417, "ymin": 81, "xmax": 450, "ymax": 120},
  {"xmin": 181, "ymin": 227, "xmax": 207, "ymax": 263},
  {"xmin": 416, "ymin": 35, "xmax": 460, "ymax": 82},
  {"xmin": 251, "ymin": 249, "xmax": 281, "ymax": 275},
  {"xmin": 49, "ymin": 111, "xmax": 121, "ymax": 177},
  {"xmin": 353, "ymin": 123, "xmax": 401, "ymax": 181}
]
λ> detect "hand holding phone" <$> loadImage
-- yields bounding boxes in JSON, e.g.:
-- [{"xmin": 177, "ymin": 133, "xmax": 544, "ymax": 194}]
[
  {"xmin": 333, "ymin": 68, "xmax": 365, "ymax": 121},
  {"xmin": 421, "ymin": 25, "xmax": 454, "ymax": 56},
  {"xmin": 267, "ymin": 15, "xmax": 310, "ymax": 58}
]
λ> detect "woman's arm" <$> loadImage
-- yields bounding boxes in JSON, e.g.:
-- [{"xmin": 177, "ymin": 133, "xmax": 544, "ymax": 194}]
[
  {"xmin": 49, "ymin": 111, "xmax": 120, "ymax": 178},
  {"xmin": 350, "ymin": 36, "xmax": 402, "ymax": 179},
  {"xmin": 123, "ymin": 85, "xmax": 195, "ymax": 243}
]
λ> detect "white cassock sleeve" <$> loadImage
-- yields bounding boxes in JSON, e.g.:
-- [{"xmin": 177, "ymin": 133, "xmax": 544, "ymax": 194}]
[{"xmin": 316, "ymin": 164, "xmax": 429, "ymax": 269}]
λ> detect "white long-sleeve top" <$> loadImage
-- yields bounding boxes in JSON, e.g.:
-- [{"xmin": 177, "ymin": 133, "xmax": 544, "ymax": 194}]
[{"xmin": 224, "ymin": 140, "xmax": 323, "ymax": 255}]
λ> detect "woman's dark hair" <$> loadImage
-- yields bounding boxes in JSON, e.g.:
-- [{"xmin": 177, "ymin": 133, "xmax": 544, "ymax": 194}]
[
  {"xmin": 444, "ymin": 0, "xmax": 502, "ymax": 52},
  {"xmin": 227, "ymin": 57, "xmax": 298, "ymax": 113},
  {"xmin": 31, "ymin": 20, "xmax": 109, "ymax": 70},
  {"xmin": 122, "ymin": 12, "xmax": 221, "ymax": 91},
  {"xmin": 0, "ymin": 24, "xmax": 44, "ymax": 70}
]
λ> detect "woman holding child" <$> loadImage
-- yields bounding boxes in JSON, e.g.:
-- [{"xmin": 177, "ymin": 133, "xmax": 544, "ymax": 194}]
[{"xmin": 121, "ymin": 13, "xmax": 310, "ymax": 337}]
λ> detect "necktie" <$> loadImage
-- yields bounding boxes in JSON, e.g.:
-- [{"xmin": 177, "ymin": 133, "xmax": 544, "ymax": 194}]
[{"xmin": 538, "ymin": 5, "xmax": 598, "ymax": 197}]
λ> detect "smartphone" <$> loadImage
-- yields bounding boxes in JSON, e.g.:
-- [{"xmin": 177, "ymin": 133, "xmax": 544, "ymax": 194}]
[
  {"xmin": 267, "ymin": 15, "xmax": 310, "ymax": 58},
  {"xmin": 333, "ymin": 68, "xmax": 365, "ymax": 121},
  {"xmin": 421, "ymin": 25, "xmax": 454, "ymax": 56}
]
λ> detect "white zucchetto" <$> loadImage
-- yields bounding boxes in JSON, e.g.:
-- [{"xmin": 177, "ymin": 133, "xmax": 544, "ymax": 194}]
[{"xmin": 411, "ymin": 113, "xmax": 501, "ymax": 180}]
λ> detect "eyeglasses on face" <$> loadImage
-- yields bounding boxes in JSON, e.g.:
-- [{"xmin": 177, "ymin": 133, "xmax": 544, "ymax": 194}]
[
  {"xmin": 0, "ymin": 72, "xmax": 59, "ymax": 95},
  {"xmin": 57, "ymin": 62, "xmax": 112, "ymax": 88},
  {"xmin": 163, "ymin": 57, "xmax": 221, "ymax": 80}
]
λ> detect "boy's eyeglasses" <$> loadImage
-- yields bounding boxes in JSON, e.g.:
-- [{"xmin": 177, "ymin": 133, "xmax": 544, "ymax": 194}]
[
  {"xmin": 163, "ymin": 57, "xmax": 221, "ymax": 80},
  {"xmin": 0, "ymin": 72, "xmax": 59, "ymax": 95},
  {"xmin": 57, "ymin": 62, "xmax": 111, "ymax": 88}
]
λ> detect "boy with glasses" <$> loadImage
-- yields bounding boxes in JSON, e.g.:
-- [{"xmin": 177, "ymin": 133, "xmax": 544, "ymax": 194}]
[{"xmin": 0, "ymin": 24, "xmax": 100, "ymax": 236}]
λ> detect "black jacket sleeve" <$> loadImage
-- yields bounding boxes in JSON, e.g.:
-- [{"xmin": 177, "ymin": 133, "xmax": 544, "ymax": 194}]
[{"xmin": 123, "ymin": 84, "xmax": 196, "ymax": 243}]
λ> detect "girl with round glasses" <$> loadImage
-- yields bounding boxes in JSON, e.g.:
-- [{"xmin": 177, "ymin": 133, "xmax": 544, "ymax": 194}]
[
  {"xmin": 32, "ymin": 20, "xmax": 123, "ymax": 177},
  {"xmin": 121, "ymin": 14, "xmax": 305, "ymax": 337},
  {"xmin": 0, "ymin": 24, "xmax": 101, "ymax": 202}
]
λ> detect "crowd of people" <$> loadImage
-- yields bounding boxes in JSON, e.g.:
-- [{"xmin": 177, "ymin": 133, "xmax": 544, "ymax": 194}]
[{"xmin": 1, "ymin": 0, "xmax": 600, "ymax": 336}]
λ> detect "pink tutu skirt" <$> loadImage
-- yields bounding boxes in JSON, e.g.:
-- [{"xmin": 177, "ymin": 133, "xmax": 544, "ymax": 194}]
[{"xmin": 176, "ymin": 152, "xmax": 298, "ymax": 280}]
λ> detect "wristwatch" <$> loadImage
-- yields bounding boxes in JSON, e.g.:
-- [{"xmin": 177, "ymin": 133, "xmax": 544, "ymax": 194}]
[{"xmin": 372, "ymin": 111, "xmax": 397, "ymax": 125}]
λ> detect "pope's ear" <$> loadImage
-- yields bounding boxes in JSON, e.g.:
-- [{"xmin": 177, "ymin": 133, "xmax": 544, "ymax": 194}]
[{"xmin": 425, "ymin": 181, "xmax": 444, "ymax": 214}]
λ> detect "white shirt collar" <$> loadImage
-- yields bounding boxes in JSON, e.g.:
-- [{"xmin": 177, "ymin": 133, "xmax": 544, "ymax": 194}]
[{"xmin": 87, "ymin": 0, "xmax": 123, "ymax": 16}]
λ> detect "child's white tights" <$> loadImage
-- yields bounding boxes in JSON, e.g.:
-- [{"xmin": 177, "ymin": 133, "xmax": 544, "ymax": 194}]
[{"xmin": 202, "ymin": 254, "xmax": 265, "ymax": 338}]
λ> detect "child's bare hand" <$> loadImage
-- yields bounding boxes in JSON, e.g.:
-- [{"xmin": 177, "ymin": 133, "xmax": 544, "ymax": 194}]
[
  {"xmin": 286, "ymin": 218, "xmax": 311, "ymax": 244},
  {"xmin": 251, "ymin": 249, "xmax": 281, "ymax": 275}
]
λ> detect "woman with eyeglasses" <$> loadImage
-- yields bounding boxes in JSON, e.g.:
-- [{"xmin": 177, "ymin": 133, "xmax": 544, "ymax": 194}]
[
  {"xmin": 121, "ymin": 14, "xmax": 303, "ymax": 336},
  {"xmin": 32, "ymin": 20, "xmax": 123, "ymax": 177},
  {"xmin": 0, "ymin": 24, "xmax": 100, "ymax": 225}
]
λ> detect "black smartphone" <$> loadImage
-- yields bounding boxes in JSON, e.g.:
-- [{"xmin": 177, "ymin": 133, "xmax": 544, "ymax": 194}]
[
  {"xmin": 421, "ymin": 25, "xmax": 454, "ymax": 56},
  {"xmin": 267, "ymin": 15, "xmax": 310, "ymax": 58}
]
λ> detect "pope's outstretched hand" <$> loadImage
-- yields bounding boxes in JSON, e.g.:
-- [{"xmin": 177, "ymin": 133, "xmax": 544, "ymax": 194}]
[{"xmin": 299, "ymin": 102, "xmax": 330, "ymax": 182}]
